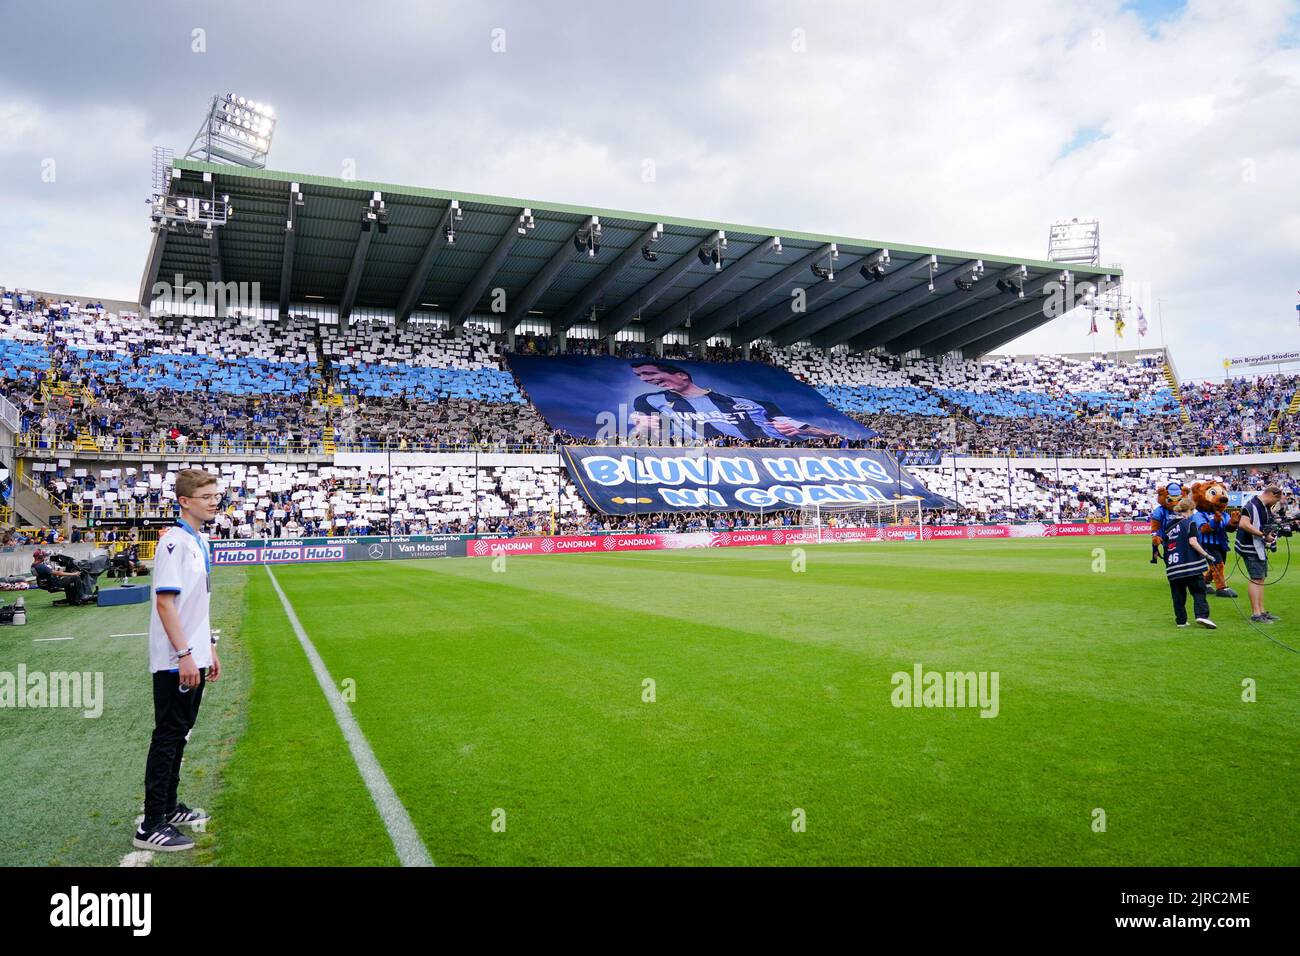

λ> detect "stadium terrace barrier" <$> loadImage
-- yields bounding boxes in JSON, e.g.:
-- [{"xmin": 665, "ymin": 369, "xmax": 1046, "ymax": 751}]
[
  {"xmin": 0, "ymin": 395, "xmax": 19, "ymax": 432},
  {"xmin": 16, "ymin": 432, "xmax": 564, "ymax": 458},
  {"xmin": 19, "ymin": 428, "xmax": 1300, "ymax": 462},
  {"xmin": 203, "ymin": 523, "xmax": 1150, "ymax": 566}
]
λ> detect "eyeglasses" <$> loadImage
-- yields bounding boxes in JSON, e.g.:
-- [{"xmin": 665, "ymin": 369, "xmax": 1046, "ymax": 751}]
[{"xmin": 185, "ymin": 493, "xmax": 224, "ymax": 503}]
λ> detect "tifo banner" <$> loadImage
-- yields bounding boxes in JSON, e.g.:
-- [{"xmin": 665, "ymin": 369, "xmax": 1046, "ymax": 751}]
[
  {"xmin": 560, "ymin": 446, "xmax": 956, "ymax": 515},
  {"xmin": 507, "ymin": 353, "xmax": 876, "ymax": 443}
]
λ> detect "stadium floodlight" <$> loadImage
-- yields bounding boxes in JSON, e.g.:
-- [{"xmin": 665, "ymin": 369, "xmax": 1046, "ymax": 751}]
[
  {"xmin": 858, "ymin": 248, "xmax": 891, "ymax": 282},
  {"xmin": 573, "ymin": 216, "xmax": 601, "ymax": 257},
  {"xmin": 1047, "ymin": 217, "xmax": 1101, "ymax": 266},
  {"xmin": 811, "ymin": 243, "xmax": 840, "ymax": 281},
  {"xmin": 518, "ymin": 208, "xmax": 537, "ymax": 236},
  {"xmin": 361, "ymin": 192, "xmax": 388, "ymax": 234},
  {"xmin": 697, "ymin": 232, "xmax": 727, "ymax": 271},
  {"xmin": 186, "ymin": 92, "xmax": 277, "ymax": 168},
  {"xmin": 996, "ymin": 264, "xmax": 1027, "ymax": 296}
]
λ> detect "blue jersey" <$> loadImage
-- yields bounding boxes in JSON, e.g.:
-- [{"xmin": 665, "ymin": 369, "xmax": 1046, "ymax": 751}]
[
  {"xmin": 1151, "ymin": 504, "xmax": 1181, "ymax": 543},
  {"xmin": 1195, "ymin": 509, "xmax": 1230, "ymax": 551},
  {"xmin": 1165, "ymin": 515, "xmax": 1208, "ymax": 580}
]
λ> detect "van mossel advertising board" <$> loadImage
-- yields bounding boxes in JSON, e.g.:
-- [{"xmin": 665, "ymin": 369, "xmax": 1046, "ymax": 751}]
[{"xmin": 205, "ymin": 524, "xmax": 1147, "ymax": 566}]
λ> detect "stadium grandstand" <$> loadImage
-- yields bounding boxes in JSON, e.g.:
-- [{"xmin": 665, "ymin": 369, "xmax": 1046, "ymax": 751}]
[{"xmin": 3, "ymin": 162, "xmax": 1300, "ymax": 548}]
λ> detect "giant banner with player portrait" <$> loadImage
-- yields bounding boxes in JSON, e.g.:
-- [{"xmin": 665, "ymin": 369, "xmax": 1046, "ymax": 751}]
[
  {"xmin": 506, "ymin": 353, "xmax": 876, "ymax": 443},
  {"xmin": 559, "ymin": 446, "xmax": 956, "ymax": 515}
]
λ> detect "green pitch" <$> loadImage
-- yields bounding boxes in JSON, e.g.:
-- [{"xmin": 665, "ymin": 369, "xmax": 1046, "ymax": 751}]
[{"xmin": 2, "ymin": 539, "xmax": 1297, "ymax": 866}]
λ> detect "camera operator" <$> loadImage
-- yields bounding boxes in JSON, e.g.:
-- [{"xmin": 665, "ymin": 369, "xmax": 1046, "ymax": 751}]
[
  {"xmin": 1233, "ymin": 485, "xmax": 1283, "ymax": 623},
  {"xmin": 31, "ymin": 549, "xmax": 97, "ymax": 606}
]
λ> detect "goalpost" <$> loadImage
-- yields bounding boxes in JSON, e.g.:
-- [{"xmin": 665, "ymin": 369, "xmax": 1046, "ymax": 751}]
[{"xmin": 797, "ymin": 498, "xmax": 925, "ymax": 544}]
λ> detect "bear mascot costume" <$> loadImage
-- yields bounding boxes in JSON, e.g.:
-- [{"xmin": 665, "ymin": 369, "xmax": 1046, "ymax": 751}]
[{"xmin": 1190, "ymin": 480, "xmax": 1239, "ymax": 597}]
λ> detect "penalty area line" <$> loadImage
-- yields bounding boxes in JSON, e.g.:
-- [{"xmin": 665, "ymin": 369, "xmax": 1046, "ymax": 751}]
[{"xmin": 263, "ymin": 565, "xmax": 434, "ymax": 867}]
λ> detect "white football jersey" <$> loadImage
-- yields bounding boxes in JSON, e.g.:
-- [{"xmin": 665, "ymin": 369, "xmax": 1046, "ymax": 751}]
[{"xmin": 148, "ymin": 522, "xmax": 213, "ymax": 673}]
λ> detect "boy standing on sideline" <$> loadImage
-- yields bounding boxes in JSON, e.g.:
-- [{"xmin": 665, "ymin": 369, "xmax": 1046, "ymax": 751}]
[
  {"xmin": 133, "ymin": 469, "xmax": 223, "ymax": 851},
  {"xmin": 1165, "ymin": 498, "xmax": 1217, "ymax": 631}
]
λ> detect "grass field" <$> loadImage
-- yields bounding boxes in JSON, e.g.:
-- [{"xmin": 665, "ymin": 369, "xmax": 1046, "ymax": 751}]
[{"xmin": 3, "ymin": 538, "xmax": 1297, "ymax": 866}]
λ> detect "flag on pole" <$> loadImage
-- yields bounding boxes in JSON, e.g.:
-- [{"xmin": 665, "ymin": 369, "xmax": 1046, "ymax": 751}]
[
  {"xmin": 1137, "ymin": 306, "xmax": 1148, "ymax": 337},
  {"xmin": 1113, "ymin": 309, "xmax": 1125, "ymax": 338},
  {"xmin": 1089, "ymin": 310, "xmax": 1098, "ymax": 335}
]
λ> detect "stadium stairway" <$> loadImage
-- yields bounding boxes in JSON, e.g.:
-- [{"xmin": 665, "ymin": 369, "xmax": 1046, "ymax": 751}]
[
  {"xmin": 12, "ymin": 467, "xmax": 63, "ymax": 527},
  {"xmin": 1162, "ymin": 364, "xmax": 1192, "ymax": 426},
  {"xmin": 1267, "ymin": 382, "xmax": 1300, "ymax": 435}
]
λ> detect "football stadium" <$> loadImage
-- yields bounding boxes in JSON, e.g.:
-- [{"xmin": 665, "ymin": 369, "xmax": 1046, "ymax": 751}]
[{"xmin": 2, "ymin": 0, "xmax": 1298, "ymax": 933}]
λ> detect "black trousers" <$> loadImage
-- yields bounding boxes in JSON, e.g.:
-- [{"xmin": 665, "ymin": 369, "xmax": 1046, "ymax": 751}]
[
  {"xmin": 1169, "ymin": 574, "xmax": 1210, "ymax": 625},
  {"xmin": 143, "ymin": 667, "xmax": 207, "ymax": 826}
]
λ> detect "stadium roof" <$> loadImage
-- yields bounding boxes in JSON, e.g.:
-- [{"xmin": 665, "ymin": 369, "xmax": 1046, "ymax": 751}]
[{"xmin": 145, "ymin": 159, "xmax": 1121, "ymax": 358}]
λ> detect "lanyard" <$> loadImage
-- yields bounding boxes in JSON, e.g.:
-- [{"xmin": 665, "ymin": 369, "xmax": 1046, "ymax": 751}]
[{"xmin": 175, "ymin": 520, "xmax": 211, "ymax": 575}]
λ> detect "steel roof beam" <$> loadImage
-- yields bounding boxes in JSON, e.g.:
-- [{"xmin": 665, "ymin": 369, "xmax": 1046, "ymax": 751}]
[
  {"xmin": 278, "ymin": 181, "xmax": 300, "ymax": 317},
  {"xmin": 961, "ymin": 309, "xmax": 1066, "ymax": 359},
  {"xmin": 921, "ymin": 297, "xmax": 1049, "ymax": 357},
  {"xmin": 925, "ymin": 274, "xmax": 1118, "ymax": 356},
  {"xmin": 339, "ymin": 231, "xmax": 374, "ymax": 323},
  {"xmin": 450, "ymin": 209, "xmax": 528, "ymax": 326},
  {"xmin": 688, "ymin": 243, "xmax": 833, "ymax": 343},
  {"xmin": 822, "ymin": 258, "xmax": 978, "ymax": 350},
  {"xmin": 553, "ymin": 222, "xmax": 664, "ymax": 331},
  {"xmin": 641, "ymin": 236, "xmax": 781, "ymax": 341},
  {"xmin": 888, "ymin": 270, "xmax": 1055, "ymax": 354},
  {"xmin": 396, "ymin": 201, "xmax": 458, "ymax": 323},
  {"xmin": 504, "ymin": 216, "xmax": 598, "ymax": 330},
  {"xmin": 598, "ymin": 231, "xmax": 722, "ymax": 338},
  {"xmin": 847, "ymin": 263, "xmax": 1024, "ymax": 351},
  {"xmin": 731, "ymin": 260, "xmax": 857, "ymax": 345},
  {"xmin": 925, "ymin": 276, "xmax": 1108, "ymax": 357},
  {"xmin": 770, "ymin": 252, "xmax": 930, "ymax": 347}
]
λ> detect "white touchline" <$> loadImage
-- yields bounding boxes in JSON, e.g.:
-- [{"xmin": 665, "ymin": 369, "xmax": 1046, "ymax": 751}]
[
  {"xmin": 264, "ymin": 565, "xmax": 434, "ymax": 867},
  {"xmin": 110, "ymin": 632, "xmax": 149, "ymax": 638},
  {"xmin": 33, "ymin": 637, "xmax": 74, "ymax": 642}
]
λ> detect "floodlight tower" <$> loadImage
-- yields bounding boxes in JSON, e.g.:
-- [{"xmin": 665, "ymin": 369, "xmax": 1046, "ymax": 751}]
[
  {"xmin": 1047, "ymin": 218, "xmax": 1100, "ymax": 266},
  {"xmin": 185, "ymin": 92, "xmax": 277, "ymax": 168}
]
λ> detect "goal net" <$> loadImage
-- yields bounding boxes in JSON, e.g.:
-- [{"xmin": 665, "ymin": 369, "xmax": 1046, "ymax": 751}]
[{"xmin": 797, "ymin": 498, "xmax": 925, "ymax": 544}]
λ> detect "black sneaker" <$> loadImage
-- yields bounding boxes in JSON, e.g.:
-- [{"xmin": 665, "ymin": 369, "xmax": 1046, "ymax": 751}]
[
  {"xmin": 1250, "ymin": 613, "xmax": 1272, "ymax": 623},
  {"xmin": 167, "ymin": 803, "xmax": 210, "ymax": 828},
  {"xmin": 132, "ymin": 822, "xmax": 194, "ymax": 852},
  {"xmin": 1263, "ymin": 612, "xmax": 1281, "ymax": 622},
  {"xmin": 167, "ymin": 806, "xmax": 210, "ymax": 832}
]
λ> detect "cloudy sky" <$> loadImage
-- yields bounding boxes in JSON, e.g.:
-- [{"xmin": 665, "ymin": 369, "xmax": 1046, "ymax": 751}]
[{"xmin": 1, "ymin": 0, "xmax": 1296, "ymax": 380}]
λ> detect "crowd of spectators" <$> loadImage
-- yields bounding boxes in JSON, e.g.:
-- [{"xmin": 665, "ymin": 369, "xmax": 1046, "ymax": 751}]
[{"xmin": 6, "ymin": 286, "xmax": 1300, "ymax": 465}]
